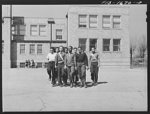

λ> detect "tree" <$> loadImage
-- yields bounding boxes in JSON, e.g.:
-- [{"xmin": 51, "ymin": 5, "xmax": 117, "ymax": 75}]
[
  {"xmin": 130, "ymin": 35, "xmax": 138, "ymax": 68},
  {"xmin": 137, "ymin": 34, "xmax": 147, "ymax": 58}
]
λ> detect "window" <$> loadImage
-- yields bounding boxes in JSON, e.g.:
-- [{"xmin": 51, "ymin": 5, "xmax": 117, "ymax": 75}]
[
  {"xmin": 113, "ymin": 39, "xmax": 120, "ymax": 51},
  {"xmin": 89, "ymin": 39, "xmax": 97, "ymax": 51},
  {"xmin": 30, "ymin": 25, "xmax": 38, "ymax": 36},
  {"xmin": 20, "ymin": 62, "xmax": 25, "ymax": 68},
  {"xmin": 56, "ymin": 29, "xmax": 62, "ymax": 40},
  {"xmin": 102, "ymin": 15, "xmax": 111, "ymax": 29},
  {"xmin": 79, "ymin": 38, "xmax": 87, "ymax": 51},
  {"xmin": 79, "ymin": 15, "xmax": 87, "ymax": 28},
  {"xmin": 30, "ymin": 44, "xmax": 35, "ymax": 54},
  {"xmin": 37, "ymin": 62, "xmax": 43, "ymax": 68},
  {"xmin": 20, "ymin": 44, "xmax": 25, "ymax": 54},
  {"xmin": 39, "ymin": 25, "xmax": 46, "ymax": 36},
  {"xmin": 89, "ymin": 15, "xmax": 98, "ymax": 28},
  {"xmin": 103, "ymin": 39, "xmax": 110, "ymax": 51},
  {"xmin": 12, "ymin": 25, "xmax": 26, "ymax": 35},
  {"xmin": 37, "ymin": 44, "xmax": 42, "ymax": 54},
  {"xmin": 113, "ymin": 16, "xmax": 121, "ymax": 29}
]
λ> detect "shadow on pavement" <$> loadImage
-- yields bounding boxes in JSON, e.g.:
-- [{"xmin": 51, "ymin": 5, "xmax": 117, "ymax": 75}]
[{"xmin": 86, "ymin": 81, "xmax": 108, "ymax": 88}]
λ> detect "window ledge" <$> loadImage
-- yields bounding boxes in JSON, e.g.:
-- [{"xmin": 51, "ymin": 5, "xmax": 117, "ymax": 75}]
[
  {"xmin": 113, "ymin": 51, "xmax": 122, "ymax": 53},
  {"xmin": 20, "ymin": 53, "xmax": 26, "ymax": 55},
  {"xmin": 30, "ymin": 53, "xmax": 36, "ymax": 55},
  {"xmin": 103, "ymin": 51, "xmax": 112, "ymax": 53},
  {"xmin": 102, "ymin": 28, "xmax": 122, "ymax": 30},
  {"xmin": 37, "ymin": 53, "xmax": 43, "ymax": 55}
]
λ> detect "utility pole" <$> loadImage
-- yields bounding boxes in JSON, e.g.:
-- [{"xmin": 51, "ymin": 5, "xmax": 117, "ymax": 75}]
[{"xmin": 10, "ymin": 5, "xmax": 12, "ymax": 68}]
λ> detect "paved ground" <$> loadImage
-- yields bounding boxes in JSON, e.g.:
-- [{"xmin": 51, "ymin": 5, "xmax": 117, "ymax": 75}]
[{"xmin": 2, "ymin": 68, "xmax": 147, "ymax": 111}]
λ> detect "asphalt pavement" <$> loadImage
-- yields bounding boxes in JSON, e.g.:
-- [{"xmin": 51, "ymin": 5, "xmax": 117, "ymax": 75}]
[{"xmin": 2, "ymin": 68, "xmax": 147, "ymax": 111}]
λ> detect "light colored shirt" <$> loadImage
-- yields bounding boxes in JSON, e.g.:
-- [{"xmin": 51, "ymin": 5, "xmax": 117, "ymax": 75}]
[
  {"xmin": 89, "ymin": 52, "xmax": 100, "ymax": 66},
  {"xmin": 47, "ymin": 53, "xmax": 57, "ymax": 62},
  {"xmin": 65, "ymin": 52, "xmax": 76, "ymax": 66}
]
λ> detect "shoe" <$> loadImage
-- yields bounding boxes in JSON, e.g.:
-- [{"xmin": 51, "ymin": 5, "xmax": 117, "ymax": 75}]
[
  {"xmin": 84, "ymin": 84, "xmax": 87, "ymax": 88},
  {"xmin": 60, "ymin": 84, "xmax": 63, "ymax": 87},
  {"xmin": 70, "ymin": 84, "xmax": 73, "ymax": 88},
  {"xmin": 94, "ymin": 83, "xmax": 97, "ymax": 86},
  {"xmin": 80, "ymin": 84, "xmax": 83, "ymax": 88}
]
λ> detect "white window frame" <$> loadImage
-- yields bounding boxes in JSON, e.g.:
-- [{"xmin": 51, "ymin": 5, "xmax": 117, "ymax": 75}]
[
  {"xmin": 20, "ymin": 44, "xmax": 25, "ymax": 54},
  {"xmin": 89, "ymin": 15, "xmax": 98, "ymax": 28},
  {"xmin": 112, "ymin": 15, "xmax": 121, "ymax": 29},
  {"xmin": 113, "ymin": 39, "xmax": 121, "ymax": 52},
  {"xmin": 56, "ymin": 29, "xmax": 63, "ymax": 40},
  {"xmin": 39, "ymin": 25, "xmax": 47, "ymax": 36},
  {"xmin": 30, "ymin": 25, "xmax": 38, "ymax": 36},
  {"xmin": 78, "ymin": 14, "xmax": 87, "ymax": 28},
  {"xmin": 29, "ymin": 44, "xmax": 35, "ymax": 54},
  {"xmin": 102, "ymin": 15, "xmax": 111, "ymax": 29},
  {"xmin": 103, "ymin": 39, "xmax": 111, "ymax": 52},
  {"xmin": 37, "ymin": 44, "xmax": 43, "ymax": 54}
]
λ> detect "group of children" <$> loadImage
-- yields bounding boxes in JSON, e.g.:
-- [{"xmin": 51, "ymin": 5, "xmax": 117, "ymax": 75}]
[
  {"xmin": 25, "ymin": 59, "xmax": 35, "ymax": 68},
  {"xmin": 46, "ymin": 46, "xmax": 100, "ymax": 88}
]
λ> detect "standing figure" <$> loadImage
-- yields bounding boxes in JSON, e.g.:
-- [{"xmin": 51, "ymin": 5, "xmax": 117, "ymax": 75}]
[
  {"xmin": 65, "ymin": 46, "xmax": 77, "ymax": 88},
  {"xmin": 25, "ymin": 60, "xmax": 28, "ymax": 68},
  {"xmin": 76, "ymin": 47, "xmax": 89, "ymax": 88},
  {"xmin": 73, "ymin": 47, "xmax": 79, "ymax": 86},
  {"xmin": 63, "ymin": 47, "xmax": 68, "ymax": 85},
  {"xmin": 46, "ymin": 48, "xmax": 57, "ymax": 87},
  {"xmin": 54, "ymin": 47, "xmax": 59, "ymax": 83},
  {"xmin": 55, "ymin": 46, "xmax": 66, "ymax": 87},
  {"xmin": 89, "ymin": 47, "xmax": 100, "ymax": 86}
]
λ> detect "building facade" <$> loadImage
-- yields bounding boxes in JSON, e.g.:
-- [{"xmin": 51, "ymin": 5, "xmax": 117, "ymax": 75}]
[
  {"xmin": 68, "ymin": 6, "xmax": 130, "ymax": 68},
  {"xmin": 2, "ymin": 5, "xmax": 130, "ymax": 68}
]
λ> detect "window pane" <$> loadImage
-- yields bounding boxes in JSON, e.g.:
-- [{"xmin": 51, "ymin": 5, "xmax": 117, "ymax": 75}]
[
  {"xmin": 79, "ymin": 38, "xmax": 86, "ymax": 51},
  {"xmin": 31, "ymin": 25, "xmax": 37, "ymax": 30},
  {"xmin": 103, "ymin": 39, "xmax": 110, "ymax": 51},
  {"xmin": 30, "ymin": 44, "xmax": 35, "ymax": 54},
  {"xmin": 89, "ymin": 15, "xmax": 97, "ymax": 28},
  {"xmin": 37, "ymin": 45, "xmax": 42, "ymax": 54},
  {"xmin": 89, "ymin": 15, "xmax": 97, "ymax": 22},
  {"xmin": 39, "ymin": 25, "xmax": 46, "ymax": 36},
  {"xmin": 30, "ymin": 25, "xmax": 38, "ymax": 36},
  {"xmin": 103, "ymin": 15, "xmax": 110, "ymax": 23},
  {"xmin": 113, "ymin": 16, "xmax": 121, "ymax": 29},
  {"xmin": 20, "ymin": 44, "xmax": 25, "ymax": 54},
  {"xmin": 79, "ymin": 15, "xmax": 87, "ymax": 23},
  {"xmin": 103, "ymin": 15, "xmax": 111, "ymax": 28},
  {"xmin": 37, "ymin": 62, "xmax": 43, "ymax": 68},
  {"xmin": 79, "ymin": 15, "xmax": 87, "ymax": 28},
  {"xmin": 103, "ymin": 46, "xmax": 110, "ymax": 51},
  {"xmin": 113, "ymin": 23, "xmax": 120, "ymax": 29},
  {"xmin": 89, "ymin": 39, "xmax": 97, "ymax": 51},
  {"xmin": 56, "ymin": 29, "xmax": 62, "ymax": 40},
  {"xmin": 113, "ymin": 16, "xmax": 120, "ymax": 22},
  {"xmin": 113, "ymin": 39, "xmax": 120, "ymax": 51}
]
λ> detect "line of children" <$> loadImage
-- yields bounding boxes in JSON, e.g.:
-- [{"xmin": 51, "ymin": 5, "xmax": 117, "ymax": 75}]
[{"xmin": 46, "ymin": 46, "xmax": 100, "ymax": 88}]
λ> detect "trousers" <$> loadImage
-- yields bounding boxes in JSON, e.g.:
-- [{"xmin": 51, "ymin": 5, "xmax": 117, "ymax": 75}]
[
  {"xmin": 47, "ymin": 61, "xmax": 56, "ymax": 84},
  {"xmin": 90, "ymin": 62, "xmax": 99, "ymax": 83},
  {"xmin": 67, "ymin": 66, "xmax": 75, "ymax": 84},
  {"xmin": 57, "ymin": 63, "xmax": 65, "ymax": 85},
  {"xmin": 77, "ymin": 62, "xmax": 86, "ymax": 85}
]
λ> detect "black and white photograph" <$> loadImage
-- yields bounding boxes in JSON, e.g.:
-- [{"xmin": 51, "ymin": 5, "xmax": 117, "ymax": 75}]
[{"xmin": 2, "ymin": 3, "xmax": 147, "ymax": 111}]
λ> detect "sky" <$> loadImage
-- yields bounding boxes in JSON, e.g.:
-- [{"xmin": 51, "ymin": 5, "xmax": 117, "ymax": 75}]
[{"xmin": 2, "ymin": 5, "xmax": 147, "ymax": 40}]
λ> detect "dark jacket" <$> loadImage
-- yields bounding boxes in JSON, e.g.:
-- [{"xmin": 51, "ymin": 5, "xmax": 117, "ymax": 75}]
[{"xmin": 76, "ymin": 52, "xmax": 88, "ymax": 66}]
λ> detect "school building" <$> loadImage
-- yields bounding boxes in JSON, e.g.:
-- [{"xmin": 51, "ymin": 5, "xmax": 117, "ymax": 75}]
[{"xmin": 2, "ymin": 5, "xmax": 130, "ymax": 68}]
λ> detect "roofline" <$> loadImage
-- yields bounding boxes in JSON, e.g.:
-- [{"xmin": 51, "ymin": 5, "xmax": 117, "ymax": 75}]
[{"xmin": 12, "ymin": 16, "xmax": 67, "ymax": 20}]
